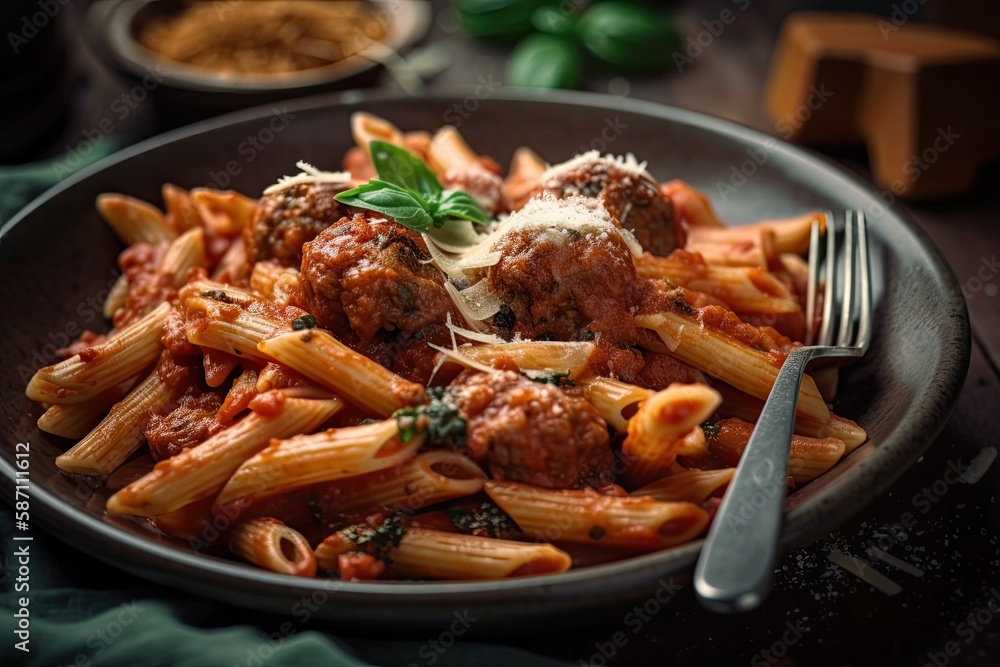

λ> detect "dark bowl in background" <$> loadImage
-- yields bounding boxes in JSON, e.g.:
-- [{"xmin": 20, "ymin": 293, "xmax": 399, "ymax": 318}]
[
  {"xmin": 0, "ymin": 90, "xmax": 970, "ymax": 633},
  {"xmin": 87, "ymin": 0, "xmax": 432, "ymax": 126}
]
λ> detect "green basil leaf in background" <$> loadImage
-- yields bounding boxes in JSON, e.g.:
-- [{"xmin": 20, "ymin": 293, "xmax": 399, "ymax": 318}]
[
  {"xmin": 369, "ymin": 140, "xmax": 443, "ymax": 202},
  {"xmin": 334, "ymin": 180, "xmax": 435, "ymax": 231},
  {"xmin": 506, "ymin": 33, "xmax": 584, "ymax": 90},
  {"xmin": 435, "ymin": 190, "xmax": 491, "ymax": 226},
  {"xmin": 576, "ymin": 1, "xmax": 680, "ymax": 71},
  {"xmin": 454, "ymin": 0, "xmax": 550, "ymax": 41}
]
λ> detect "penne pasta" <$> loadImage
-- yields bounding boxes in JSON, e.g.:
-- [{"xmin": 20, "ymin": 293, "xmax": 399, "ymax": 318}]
[
  {"xmin": 705, "ymin": 417, "xmax": 847, "ymax": 483},
  {"xmin": 215, "ymin": 419, "xmax": 422, "ymax": 509},
  {"xmin": 190, "ymin": 188, "xmax": 258, "ymax": 237},
  {"xmin": 730, "ymin": 213, "xmax": 825, "ymax": 256},
  {"xmin": 182, "ymin": 282, "xmax": 291, "ymax": 360},
  {"xmin": 102, "ymin": 274, "xmax": 130, "ymax": 319},
  {"xmin": 229, "ymin": 518, "xmax": 317, "ymax": 577},
  {"xmin": 352, "ymin": 111, "xmax": 405, "ymax": 158},
  {"xmin": 712, "ymin": 381, "xmax": 867, "ymax": 451},
  {"xmin": 661, "ymin": 180, "xmax": 726, "ymax": 228},
  {"xmin": 578, "ymin": 377, "xmax": 653, "ymax": 431},
  {"xmin": 315, "ymin": 527, "xmax": 572, "ymax": 580},
  {"xmin": 485, "ymin": 481, "xmax": 710, "ymax": 550},
  {"xmin": 503, "ymin": 146, "xmax": 547, "ymax": 210},
  {"xmin": 55, "ymin": 364, "xmax": 183, "ymax": 476},
  {"xmin": 621, "ymin": 383, "xmax": 722, "ymax": 487},
  {"xmin": 257, "ymin": 329, "xmax": 426, "ymax": 417},
  {"xmin": 106, "ymin": 393, "xmax": 343, "ymax": 516},
  {"xmin": 26, "ymin": 302, "xmax": 170, "ymax": 404},
  {"xmin": 427, "ymin": 125, "xmax": 479, "ymax": 176},
  {"xmin": 635, "ymin": 310, "xmax": 831, "ymax": 426},
  {"xmin": 36, "ymin": 374, "xmax": 139, "ymax": 439},
  {"xmin": 250, "ymin": 260, "xmax": 298, "ymax": 300},
  {"xmin": 160, "ymin": 226, "xmax": 206, "ymax": 286},
  {"xmin": 685, "ymin": 227, "xmax": 776, "ymax": 269},
  {"xmin": 162, "ymin": 183, "xmax": 203, "ymax": 231},
  {"xmin": 633, "ymin": 468, "xmax": 735, "ymax": 503},
  {"xmin": 96, "ymin": 193, "xmax": 177, "ymax": 245}
]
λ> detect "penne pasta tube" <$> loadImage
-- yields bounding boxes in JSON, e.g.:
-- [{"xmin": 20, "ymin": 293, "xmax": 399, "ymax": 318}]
[
  {"xmin": 635, "ymin": 310, "xmax": 830, "ymax": 425},
  {"xmin": 215, "ymin": 420, "xmax": 422, "ymax": 508},
  {"xmin": 106, "ymin": 393, "xmax": 343, "ymax": 516},
  {"xmin": 55, "ymin": 365, "xmax": 184, "ymax": 476},
  {"xmin": 731, "ymin": 212, "xmax": 825, "ymax": 256},
  {"xmin": 236, "ymin": 451, "xmax": 487, "ymax": 527},
  {"xmin": 661, "ymin": 180, "xmax": 726, "ymax": 228},
  {"xmin": 635, "ymin": 251, "xmax": 802, "ymax": 317},
  {"xmin": 229, "ymin": 518, "xmax": 317, "ymax": 577},
  {"xmin": 250, "ymin": 261, "xmax": 297, "ymax": 301},
  {"xmin": 503, "ymin": 146, "xmax": 547, "ymax": 210},
  {"xmin": 352, "ymin": 111, "xmax": 405, "ymax": 157},
  {"xmin": 212, "ymin": 236, "xmax": 249, "ymax": 284},
  {"xmin": 621, "ymin": 383, "xmax": 722, "ymax": 487},
  {"xmin": 706, "ymin": 418, "xmax": 847, "ymax": 482},
  {"xmin": 36, "ymin": 374, "xmax": 139, "ymax": 439},
  {"xmin": 102, "ymin": 274, "xmax": 129, "ymax": 319},
  {"xmin": 633, "ymin": 468, "xmax": 735, "ymax": 503},
  {"xmin": 578, "ymin": 377, "xmax": 653, "ymax": 431},
  {"xmin": 160, "ymin": 226, "xmax": 206, "ymax": 286},
  {"xmin": 26, "ymin": 302, "xmax": 170, "ymax": 404},
  {"xmin": 427, "ymin": 125, "xmax": 478, "ymax": 176},
  {"xmin": 162, "ymin": 183, "xmax": 203, "ymax": 231},
  {"xmin": 315, "ymin": 527, "xmax": 572, "ymax": 580},
  {"xmin": 257, "ymin": 329, "xmax": 426, "ymax": 417},
  {"xmin": 684, "ymin": 227, "xmax": 777, "ymax": 269},
  {"xmin": 182, "ymin": 283, "xmax": 293, "ymax": 360},
  {"xmin": 485, "ymin": 481, "xmax": 710, "ymax": 550},
  {"xmin": 712, "ymin": 381, "xmax": 867, "ymax": 451},
  {"xmin": 311, "ymin": 450, "xmax": 486, "ymax": 516},
  {"xmin": 96, "ymin": 193, "xmax": 177, "ymax": 245},
  {"xmin": 190, "ymin": 188, "xmax": 258, "ymax": 237},
  {"xmin": 453, "ymin": 341, "xmax": 600, "ymax": 381}
]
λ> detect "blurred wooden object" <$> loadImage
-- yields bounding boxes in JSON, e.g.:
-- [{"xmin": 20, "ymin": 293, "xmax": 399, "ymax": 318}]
[{"xmin": 765, "ymin": 12, "xmax": 1000, "ymax": 200}]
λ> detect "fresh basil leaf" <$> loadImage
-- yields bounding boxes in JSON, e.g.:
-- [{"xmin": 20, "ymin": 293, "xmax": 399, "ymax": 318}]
[
  {"xmin": 334, "ymin": 180, "xmax": 435, "ymax": 230},
  {"xmin": 505, "ymin": 33, "xmax": 583, "ymax": 90},
  {"xmin": 435, "ymin": 190, "xmax": 491, "ymax": 226},
  {"xmin": 369, "ymin": 140, "xmax": 443, "ymax": 201}
]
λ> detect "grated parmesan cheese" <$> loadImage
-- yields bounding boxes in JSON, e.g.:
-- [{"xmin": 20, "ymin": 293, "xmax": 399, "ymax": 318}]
[
  {"xmin": 539, "ymin": 150, "xmax": 652, "ymax": 185},
  {"xmin": 263, "ymin": 161, "xmax": 351, "ymax": 196}
]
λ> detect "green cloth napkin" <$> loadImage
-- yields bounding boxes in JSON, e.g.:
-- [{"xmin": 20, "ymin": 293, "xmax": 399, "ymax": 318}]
[
  {"xmin": 0, "ymin": 152, "xmax": 576, "ymax": 667},
  {"xmin": 0, "ymin": 138, "xmax": 122, "ymax": 225}
]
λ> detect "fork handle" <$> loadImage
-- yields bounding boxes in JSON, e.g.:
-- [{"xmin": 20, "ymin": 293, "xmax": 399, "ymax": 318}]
[{"xmin": 694, "ymin": 347, "xmax": 817, "ymax": 613}]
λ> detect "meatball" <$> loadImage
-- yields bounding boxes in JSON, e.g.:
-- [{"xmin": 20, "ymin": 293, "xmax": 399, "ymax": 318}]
[
  {"xmin": 451, "ymin": 370, "xmax": 612, "ymax": 489},
  {"xmin": 532, "ymin": 153, "xmax": 684, "ymax": 256},
  {"xmin": 297, "ymin": 213, "xmax": 457, "ymax": 383},
  {"xmin": 299, "ymin": 213, "xmax": 453, "ymax": 340},
  {"xmin": 246, "ymin": 182, "xmax": 351, "ymax": 265}
]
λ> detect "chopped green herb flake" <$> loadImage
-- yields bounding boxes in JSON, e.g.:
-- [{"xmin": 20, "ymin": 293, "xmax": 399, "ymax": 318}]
[
  {"xmin": 392, "ymin": 387, "xmax": 467, "ymax": 448},
  {"xmin": 201, "ymin": 289, "xmax": 234, "ymax": 303},
  {"xmin": 531, "ymin": 370, "xmax": 574, "ymax": 387},
  {"xmin": 292, "ymin": 314, "xmax": 317, "ymax": 330},
  {"xmin": 447, "ymin": 502, "xmax": 516, "ymax": 538},
  {"xmin": 702, "ymin": 422, "xmax": 721, "ymax": 440},
  {"xmin": 342, "ymin": 516, "xmax": 406, "ymax": 564}
]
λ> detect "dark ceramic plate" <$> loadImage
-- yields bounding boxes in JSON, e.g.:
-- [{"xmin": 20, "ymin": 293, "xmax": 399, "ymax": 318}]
[{"xmin": 0, "ymin": 91, "xmax": 970, "ymax": 631}]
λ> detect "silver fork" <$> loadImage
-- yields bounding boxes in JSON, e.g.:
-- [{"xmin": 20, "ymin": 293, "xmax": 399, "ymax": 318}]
[{"xmin": 693, "ymin": 210, "xmax": 872, "ymax": 613}]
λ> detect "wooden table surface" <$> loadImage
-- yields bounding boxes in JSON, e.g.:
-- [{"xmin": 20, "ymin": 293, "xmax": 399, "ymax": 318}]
[{"xmin": 23, "ymin": 1, "xmax": 1000, "ymax": 664}]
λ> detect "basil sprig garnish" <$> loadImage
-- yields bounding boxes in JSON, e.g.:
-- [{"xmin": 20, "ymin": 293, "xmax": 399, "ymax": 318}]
[{"xmin": 335, "ymin": 141, "xmax": 490, "ymax": 231}]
